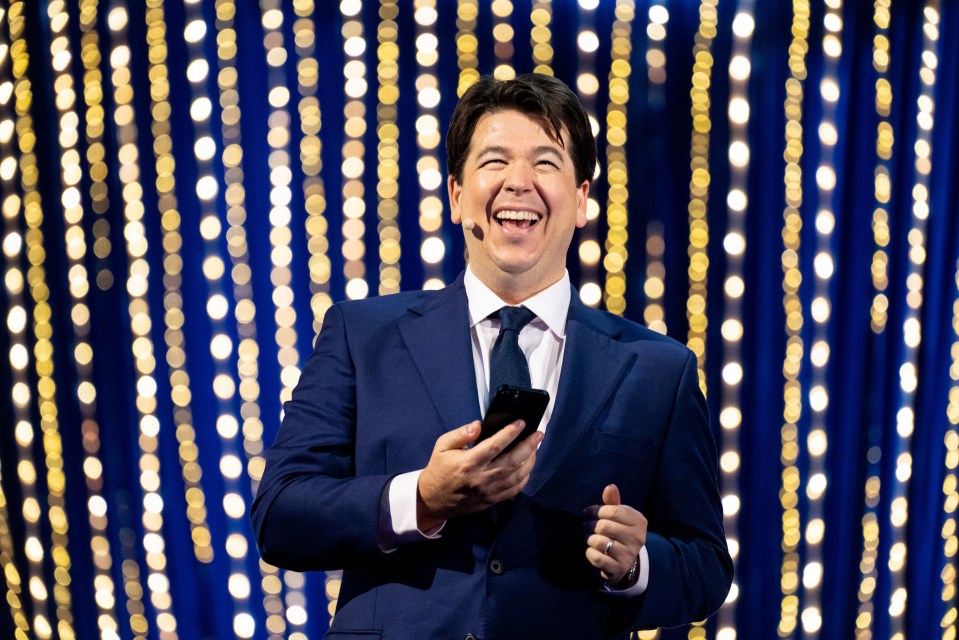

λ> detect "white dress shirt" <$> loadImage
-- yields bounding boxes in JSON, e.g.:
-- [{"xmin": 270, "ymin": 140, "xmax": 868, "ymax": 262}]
[{"xmin": 379, "ymin": 266, "xmax": 648, "ymax": 594}]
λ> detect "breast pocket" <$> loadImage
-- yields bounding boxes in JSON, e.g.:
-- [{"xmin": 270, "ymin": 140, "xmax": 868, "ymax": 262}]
[{"xmin": 595, "ymin": 429, "xmax": 657, "ymax": 461}]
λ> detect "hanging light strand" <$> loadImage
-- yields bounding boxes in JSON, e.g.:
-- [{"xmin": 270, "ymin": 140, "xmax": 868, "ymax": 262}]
[
  {"xmin": 328, "ymin": 1, "xmax": 370, "ymax": 621},
  {"xmin": 258, "ymin": 0, "xmax": 303, "ymax": 405},
  {"xmin": 102, "ymin": 6, "xmax": 158, "ymax": 636},
  {"xmin": 941, "ymin": 266, "xmax": 959, "ymax": 639},
  {"xmin": 683, "ymin": 4, "xmax": 718, "ymax": 636},
  {"xmin": 686, "ymin": 0, "xmax": 718, "ymax": 395},
  {"xmin": 576, "ymin": 0, "xmax": 602, "ymax": 310},
  {"xmin": 0, "ymin": 205, "xmax": 40, "ymax": 639},
  {"xmin": 145, "ymin": 0, "xmax": 215, "ymax": 576},
  {"xmin": 6, "ymin": 4, "xmax": 77, "ymax": 637},
  {"xmin": 211, "ymin": 1, "xmax": 282, "ymax": 637},
  {"xmin": 179, "ymin": 5, "xmax": 259, "ymax": 640},
  {"xmin": 869, "ymin": 0, "xmax": 893, "ymax": 334},
  {"xmin": 779, "ymin": 2, "xmax": 810, "ymax": 637},
  {"xmin": 377, "ymin": 0, "xmax": 402, "ymax": 296},
  {"xmin": 0, "ymin": 8, "xmax": 36, "ymax": 635},
  {"xmin": 716, "ymin": 4, "xmax": 755, "ymax": 639},
  {"xmin": 413, "ymin": 0, "xmax": 447, "ymax": 291},
  {"xmin": 213, "ymin": 0, "xmax": 262, "ymax": 498},
  {"xmin": 602, "ymin": 1, "xmax": 635, "ymax": 317},
  {"xmin": 0, "ymin": 39, "xmax": 45, "ymax": 640},
  {"xmin": 50, "ymin": 0, "xmax": 121, "ymax": 635},
  {"xmin": 855, "ymin": 3, "xmax": 893, "ymax": 635},
  {"xmin": 291, "ymin": 0, "xmax": 332, "ymax": 335},
  {"xmin": 643, "ymin": 2, "xmax": 668, "ymax": 336},
  {"xmin": 491, "ymin": 0, "xmax": 515, "ymax": 81},
  {"xmin": 0, "ymin": 466, "xmax": 28, "ymax": 639},
  {"xmin": 258, "ymin": 2, "xmax": 309, "ymax": 635},
  {"xmin": 0, "ymin": 194, "xmax": 30, "ymax": 640},
  {"xmin": 341, "ymin": 1, "xmax": 369, "ymax": 303},
  {"xmin": 156, "ymin": 0, "xmax": 220, "ymax": 586},
  {"xmin": 530, "ymin": 0, "xmax": 553, "ymax": 76},
  {"xmin": 82, "ymin": 3, "xmax": 114, "ymax": 292},
  {"xmin": 455, "ymin": 0, "xmax": 479, "ymax": 96},
  {"xmin": 129, "ymin": 0, "xmax": 196, "ymax": 629},
  {"xmin": 182, "ymin": 0, "xmax": 232, "ymax": 569},
  {"xmin": 887, "ymin": 2, "xmax": 941, "ymax": 635},
  {"xmin": 800, "ymin": 2, "xmax": 844, "ymax": 636}
]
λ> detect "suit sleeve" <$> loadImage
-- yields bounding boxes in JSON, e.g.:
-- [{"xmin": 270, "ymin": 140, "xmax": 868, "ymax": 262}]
[
  {"xmin": 615, "ymin": 350, "xmax": 733, "ymax": 629},
  {"xmin": 250, "ymin": 303, "xmax": 394, "ymax": 571}
]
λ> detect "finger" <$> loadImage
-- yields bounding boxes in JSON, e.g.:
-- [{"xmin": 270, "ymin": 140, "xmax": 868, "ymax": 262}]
[
  {"xmin": 487, "ymin": 471, "xmax": 532, "ymax": 503},
  {"xmin": 595, "ymin": 503, "xmax": 645, "ymax": 524},
  {"xmin": 583, "ymin": 484, "xmax": 622, "ymax": 519},
  {"xmin": 516, "ymin": 429, "xmax": 544, "ymax": 456},
  {"xmin": 488, "ymin": 444, "xmax": 536, "ymax": 480},
  {"xmin": 486, "ymin": 448, "xmax": 537, "ymax": 495},
  {"xmin": 436, "ymin": 420, "xmax": 481, "ymax": 452},
  {"xmin": 485, "ymin": 460, "xmax": 535, "ymax": 502},
  {"xmin": 586, "ymin": 533, "xmax": 630, "ymax": 562},
  {"xmin": 603, "ymin": 483, "xmax": 621, "ymax": 506},
  {"xmin": 598, "ymin": 508, "xmax": 649, "ymax": 536},
  {"xmin": 591, "ymin": 518, "xmax": 634, "ymax": 542},
  {"xmin": 494, "ymin": 430, "xmax": 542, "ymax": 471},
  {"xmin": 472, "ymin": 420, "xmax": 526, "ymax": 463},
  {"xmin": 584, "ymin": 546, "xmax": 623, "ymax": 580}
]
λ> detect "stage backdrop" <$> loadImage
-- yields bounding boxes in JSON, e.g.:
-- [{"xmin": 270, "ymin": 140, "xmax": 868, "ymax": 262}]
[{"xmin": 0, "ymin": 0, "xmax": 957, "ymax": 639}]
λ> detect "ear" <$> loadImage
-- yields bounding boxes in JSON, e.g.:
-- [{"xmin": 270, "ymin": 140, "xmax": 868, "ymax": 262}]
[
  {"xmin": 448, "ymin": 175, "xmax": 463, "ymax": 224},
  {"xmin": 575, "ymin": 181, "xmax": 589, "ymax": 228}
]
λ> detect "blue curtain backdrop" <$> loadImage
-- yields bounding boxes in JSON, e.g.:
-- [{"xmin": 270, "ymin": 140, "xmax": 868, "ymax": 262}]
[{"xmin": 0, "ymin": 1, "xmax": 957, "ymax": 639}]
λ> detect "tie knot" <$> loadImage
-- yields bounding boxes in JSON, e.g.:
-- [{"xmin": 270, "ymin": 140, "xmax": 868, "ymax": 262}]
[{"xmin": 494, "ymin": 306, "xmax": 536, "ymax": 333}]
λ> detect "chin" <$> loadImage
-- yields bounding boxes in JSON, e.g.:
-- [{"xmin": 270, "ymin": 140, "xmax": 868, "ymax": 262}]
[{"xmin": 492, "ymin": 257, "xmax": 540, "ymax": 276}]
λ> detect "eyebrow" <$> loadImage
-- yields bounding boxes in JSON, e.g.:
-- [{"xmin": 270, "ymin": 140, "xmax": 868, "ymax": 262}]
[{"xmin": 475, "ymin": 145, "xmax": 566, "ymax": 160}]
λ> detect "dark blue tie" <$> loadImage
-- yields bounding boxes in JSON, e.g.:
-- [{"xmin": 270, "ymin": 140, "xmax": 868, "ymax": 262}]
[{"xmin": 488, "ymin": 306, "xmax": 537, "ymax": 400}]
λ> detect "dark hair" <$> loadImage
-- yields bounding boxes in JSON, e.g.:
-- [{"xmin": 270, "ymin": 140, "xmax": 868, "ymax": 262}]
[{"xmin": 446, "ymin": 73, "xmax": 597, "ymax": 186}]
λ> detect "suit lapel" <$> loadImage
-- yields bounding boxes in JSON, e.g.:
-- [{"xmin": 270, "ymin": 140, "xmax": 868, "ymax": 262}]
[
  {"xmin": 399, "ymin": 274, "xmax": 482, "ymax": 435},
  {"xmin": 525, "ymin": 295, "xmax": 635, "ymax": 497}
]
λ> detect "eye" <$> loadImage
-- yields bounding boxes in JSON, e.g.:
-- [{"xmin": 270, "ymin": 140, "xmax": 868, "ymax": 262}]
[
  {"xmin": 481, "ymin": 158, "xmax": 506, "ymax": 167},
  {"xmin": 537, "ymin": 159, "xmax": 559, "ymax": 168}
]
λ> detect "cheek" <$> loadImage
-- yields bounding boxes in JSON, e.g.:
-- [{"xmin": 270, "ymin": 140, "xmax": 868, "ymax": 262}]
[
  {"xmin": 543, "ymin": 187, "xmax": 580, "ymax": 219},
  {"xmin": 472, "ymin": 175, "xmax": 500, "ymax": 197}
]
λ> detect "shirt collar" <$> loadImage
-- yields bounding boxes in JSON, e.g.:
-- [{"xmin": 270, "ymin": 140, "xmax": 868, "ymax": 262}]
[{"xmin": 464, "ymin": 265, "xmax": 571, "ymax": 337}]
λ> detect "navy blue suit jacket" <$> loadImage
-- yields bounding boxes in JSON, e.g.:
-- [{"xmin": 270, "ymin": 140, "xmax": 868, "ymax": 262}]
[{"xmin": 251, "ymin": 274, "xmax": 732, "ymax": 639}]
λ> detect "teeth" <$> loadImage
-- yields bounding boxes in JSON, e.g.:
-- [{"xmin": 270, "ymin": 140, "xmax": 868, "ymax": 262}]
[{"xmin": 496, "ymin": 210, "xmax": 541, "ymax": 222}]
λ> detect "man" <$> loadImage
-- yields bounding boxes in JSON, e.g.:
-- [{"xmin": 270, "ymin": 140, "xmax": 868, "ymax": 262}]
[{"xmin": 251, "ymin": 73, "xmax": 732, "ymax": 639}]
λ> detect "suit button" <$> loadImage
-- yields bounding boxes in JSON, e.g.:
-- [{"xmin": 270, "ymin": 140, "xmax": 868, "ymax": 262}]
[{"xmin": 489, "ymin": 559, "xmax": 503, "ymax": 574}]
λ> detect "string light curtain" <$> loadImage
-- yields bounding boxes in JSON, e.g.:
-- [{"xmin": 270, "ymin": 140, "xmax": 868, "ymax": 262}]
[{"xmin": 0, "ymin": 2, "xmax": 958, "ymax": 639}]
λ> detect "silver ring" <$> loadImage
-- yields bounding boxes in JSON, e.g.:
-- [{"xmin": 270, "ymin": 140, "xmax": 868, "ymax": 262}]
[{"xmin": 603, "ymin": 539, "xmax": 613, "ymax": 555}]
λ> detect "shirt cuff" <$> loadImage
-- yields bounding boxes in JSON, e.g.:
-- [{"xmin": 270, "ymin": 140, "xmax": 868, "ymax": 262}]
[
  {"xmin": 602, "ymin": 545, "xmax": 650, "ymax": 596},
  {"xmin": 377, "ymin": 469, "xmax": 445, "ymax": 552}
]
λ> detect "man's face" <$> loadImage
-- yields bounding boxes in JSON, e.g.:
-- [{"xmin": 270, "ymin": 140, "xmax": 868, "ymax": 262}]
[{"xmin": 449, "ymin": 110, "xmax": 589, "ymax": 299}]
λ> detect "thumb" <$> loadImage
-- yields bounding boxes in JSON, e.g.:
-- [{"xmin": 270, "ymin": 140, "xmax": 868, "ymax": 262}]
[
  {"xmin": 602, "ymin": 484, "xmax": 621, "ymax": 506},
  {"xmin": 437, "ymin": 420, "xmax": 481, "ymax": 451}
]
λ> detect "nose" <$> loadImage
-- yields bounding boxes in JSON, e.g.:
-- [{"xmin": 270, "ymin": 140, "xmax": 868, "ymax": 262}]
[{"xmin": 503, "ymin": 160, "xmax": 534, "ymax": 193}]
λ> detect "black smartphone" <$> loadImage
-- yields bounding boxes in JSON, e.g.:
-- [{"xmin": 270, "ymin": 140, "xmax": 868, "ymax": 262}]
[{"xmin": 477, "ymin": 385, "xmax": 550, "ymax": 455}]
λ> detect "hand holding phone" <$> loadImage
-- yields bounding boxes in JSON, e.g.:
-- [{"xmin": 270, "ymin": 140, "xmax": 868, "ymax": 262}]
[{"xmin": 477, "ymin": 385, "xmax": 550, "ymax": 456}]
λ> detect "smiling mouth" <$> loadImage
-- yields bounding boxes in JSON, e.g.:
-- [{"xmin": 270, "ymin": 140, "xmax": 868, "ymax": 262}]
[{"xmin": 494, "ymin": 210, "xmax": 542, "ymax": 230}]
